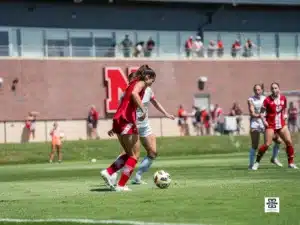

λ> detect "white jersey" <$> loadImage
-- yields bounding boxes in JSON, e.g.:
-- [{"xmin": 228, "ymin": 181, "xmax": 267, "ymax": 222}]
[
  {"xmin": 119, "ymin": 87, "xmax": 154, "ymax": 129},
  {"xmin": 248, "ymin": 95, "xmax": 266, "ymax": 131},
  {"xmin": 136, "ymin": 87, "xmax": 155, "ymax": 128}
]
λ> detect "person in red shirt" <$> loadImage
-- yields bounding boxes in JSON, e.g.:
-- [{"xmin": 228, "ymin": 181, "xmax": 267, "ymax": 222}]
[
  {"xmin": 100, "ymin": 65, "xmax": 156, "ymax": 191},
  {"xmin": 87, "ymin": 105, "xmax": 99, "ymax": 139},
  {"xmin": 231, "ymin": 40, "xmax": 241, "ymax": 58},
  {"xmin": 185, "ymin": 36, "xmax": 193, "ymax": 58},
  {"xmin": 252, "ymin": 82, "xmax": 298, "ymax": 170},
  {"xmin": 24, "ymin": 111, "xmax": 39, "ymax": 141},
  {"xmin": 288, "ymin": 102, "xmax": 298, "ymax": 133},
  {"xmin": 178, "ymin": 105, "xmax": 188, "ymax": 136},
  {"xmin": 217, "ymin": 39, "xmax": 224, "ymax": 58},
  {"xmin": 200, "ymin": 107, "xmax": 210, "ymax": 135}
]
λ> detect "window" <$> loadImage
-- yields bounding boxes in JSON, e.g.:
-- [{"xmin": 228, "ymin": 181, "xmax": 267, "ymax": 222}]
[
  {"xmin": 93, "ymin": 30, "xmax": 114, "ymax": 57},
  {"xmin": 259, "ymin": 33, "xmax": 276, "ymax": 58},
  {"xmin": 0, "ymin": 30, "xmax": 9, "ymax": 56},
  {"xmin": 46, "ymin": 29, "xmax": 69, "ymax": 57},
  {"xmin": 69, "ymin": 30, "xmax": 92, "ymax": 57},
  {"xmin": 278, "ymin": 33, "xmax": 297, "ymax": 58},
  {"xmin": 21, "ymin": 28, "xmax": 44, "ymax": 57},
  {"xmin": 158, "ymin": 31, "xmax": 178, "ymax": 58}
]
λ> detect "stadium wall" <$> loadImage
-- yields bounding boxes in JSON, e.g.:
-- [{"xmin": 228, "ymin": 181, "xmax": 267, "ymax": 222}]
[
  {"xmin": 0, "ymin": 116, "xmax": 251, "ymax": 143},
  {"xmin": 0, "ymin": 59, "xmax": 299, "ymax": 121}
]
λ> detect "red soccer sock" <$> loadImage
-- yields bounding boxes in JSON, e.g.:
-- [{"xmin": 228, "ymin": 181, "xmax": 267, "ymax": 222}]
[
  {"xmin": 286, "ymin": 145, "xmax": 295, "ymax": 164},
  {"xmin": 118, "ymin": 156, "xmax": 137, "ymax": 187},
  {"xmin": 106, "ymin": 154, "xmax": 129, "ymax": 175},
  {"xmin": 256, "ymin": 144, "xmax": 269, "ymax": 163}
]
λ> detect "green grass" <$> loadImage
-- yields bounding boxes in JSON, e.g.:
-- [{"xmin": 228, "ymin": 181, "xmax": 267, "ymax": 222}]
[{"xmin": 1, "ymin": 135, "xmax": 300, "ymax": 225}]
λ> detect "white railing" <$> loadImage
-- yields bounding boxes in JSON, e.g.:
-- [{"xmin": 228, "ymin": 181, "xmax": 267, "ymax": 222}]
[{"xmin": 1, "ymin": 45, "xmax": 300, "ymax": 60}]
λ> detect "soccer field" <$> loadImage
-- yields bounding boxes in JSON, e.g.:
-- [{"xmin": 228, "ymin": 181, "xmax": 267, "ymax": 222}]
[{"xmin": 1, "ymin": 136, "xmax": 300, "ymax": 225}]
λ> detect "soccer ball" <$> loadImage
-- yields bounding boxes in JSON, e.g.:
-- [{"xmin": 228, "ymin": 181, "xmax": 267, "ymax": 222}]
[{"xmin": 153, "ymin": 170, "xmax": 171, "ymax": 189}]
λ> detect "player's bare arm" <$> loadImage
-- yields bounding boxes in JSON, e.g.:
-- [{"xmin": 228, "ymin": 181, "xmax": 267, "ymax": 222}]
[
  {"xmin": 260, "ymin": 107, "xmax": 268, "ymax": 127},
  {"xmin": 150, "ymin": 98, "xmax": 175, "ymax": 120},
  {"xmin": 247, "ymin": 99, "xmax": 260, "ymax": 118},
  {"xmin": 131, "ymin": 81, "xmax": 146, "ymax": 119}
]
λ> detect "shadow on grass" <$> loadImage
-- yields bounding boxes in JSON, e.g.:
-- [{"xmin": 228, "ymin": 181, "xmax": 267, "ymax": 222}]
[{"xmin": 90, "ymin": 188, "xmax": 112, "ymax": 192}]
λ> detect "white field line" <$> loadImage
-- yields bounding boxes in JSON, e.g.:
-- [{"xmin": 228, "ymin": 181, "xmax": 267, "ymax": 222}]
[{"xmin": 0, "ymin": 218, "xmax": 209, "ymax": 225}]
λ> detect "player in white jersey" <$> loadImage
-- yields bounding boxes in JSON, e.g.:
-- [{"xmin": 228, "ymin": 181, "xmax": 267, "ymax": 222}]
[
  {"xmin": 248, "ymin": 84, "xmax": 283, "ymax": 169},
  {"xmin": 109, "ymin": 71, "xmax": 175, "ymax": 185}
]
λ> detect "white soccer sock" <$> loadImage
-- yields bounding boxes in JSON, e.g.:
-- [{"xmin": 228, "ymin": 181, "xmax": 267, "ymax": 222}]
[
  {"xmin": 272, "ymin": 143, "xmax": 280, "ymax": 159},
  {"xmin": 249, "ymin": 148, "xmax": 256, "ymax": 167},
  {"xmin": 135, "ymin": 156, "xmax": 153, "ymax": 181}
]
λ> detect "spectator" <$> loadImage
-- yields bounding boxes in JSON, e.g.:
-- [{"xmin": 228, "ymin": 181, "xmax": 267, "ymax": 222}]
[
  {"xmin": 217, "ymin": 39, "xmax": 224, "ymax": 58},
  {"xmin": 49, "ymin": 122, "xmax": 63, "ymax": 164},
  {"xmin": 211, "ymin": 104, "xmax": 223, "ymax": 135},
  {"xmin": 178, "ymin": 105, "xmax": 188, "ymax": 136},
  {"xmin": 243, "ymin": 38, "xmax": 256, "ymax": 58},
  {"xmin": 145, "ymin": 37, "xmax": 155, "ymax": 57},
  {"xmin": 231, "ymin": 39, "xmax": 241, "ymax": 58},
  {"xmin": 200, "ymin": 106, "xmax": 210, "ymax": 135},
  {"xmin": 288, "ymin": 102, "xmax": 298, "ymax": 133},
  {"xmin": 230, "ymin": 102, "xmax": 243, "ymax": 135},
  {"xmin": 24, "ymin": 111, "xmax": 39, "ymax": 141},
  {"xmin": 191, "ymin": 106, "xmax": 201, "ymax": 136},
  {"xmin": 87, "ymin": 105, "xmax": 99, "ymax": 139},
  {"xmin": 133, "ymin": 41, "xmax": 144, "ymax": 58},
  {"xmin": 193, "ymin": 36, "xmax": 204, "ymax": 58},
  {"xmin": 120, "ymin": 34, "xmax": 132, "ymax": 58},
  {"xmin": 207, "ymin": 40, "xmax": 217, "ymax": 58},
  {"xmin": 185, "ymin": 36, "xmax": 193, "ymax": 58}
]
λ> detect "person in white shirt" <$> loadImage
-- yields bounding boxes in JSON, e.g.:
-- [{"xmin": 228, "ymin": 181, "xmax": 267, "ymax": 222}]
[{"xmin": 193, "ymin": 36, "xmax": 204, "ymax": 57}]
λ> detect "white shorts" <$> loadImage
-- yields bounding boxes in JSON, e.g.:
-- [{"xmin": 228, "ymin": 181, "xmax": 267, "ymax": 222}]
[
  {"xmin": 138, "ymin": 125, "xmax": 153, "ymax": 137},
  {"xmin": 250, "ymin": 120, "xmax": 265, "ymax": 133}
]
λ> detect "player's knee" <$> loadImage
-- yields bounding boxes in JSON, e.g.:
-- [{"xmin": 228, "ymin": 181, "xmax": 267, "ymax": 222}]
[
  {"xmin": 148, "ymin": 150, "xmax": 157, "ymax": 159},
  {"xmin": 266, "ymin": 143, "xmax": 272, "ymax": 148},
  {"xmin": 251, "ymin": 142, "xmax": 259, "ymax": 150},
  {"xmin": 273, "ymin": 138, "xmax": 281, "ymax": 145},
  {"xmin": 285, "ymin": 140, "xmax": 293, "ymax": 147}
]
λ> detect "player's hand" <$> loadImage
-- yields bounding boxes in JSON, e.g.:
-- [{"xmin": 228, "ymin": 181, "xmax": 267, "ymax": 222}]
[
  {"xmin": 107, "ymin": 129, "xmax": 114, "ymax": 137},
  {"xmin": 166, "ymin": 113, "xmax": 175, "ymax": 120},
  {"xmin": 138, "ymin": 112, "xmax": 147, "ymax": 121},
  {"xmin": 263, "ymin": 121, "xmax": 269, "ymax": 127}
]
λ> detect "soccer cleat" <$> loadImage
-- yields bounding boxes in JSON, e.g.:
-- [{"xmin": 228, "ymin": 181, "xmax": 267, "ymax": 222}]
[
  {"xmin": 131, "ymin": 179, "xmax": 147, "ymax": 185},
  {"xmin": 251, "ymin": 162, "xmax": 260, "ymax": 170},
  {"xmin": 115, "ymin": 185, "xmax": 132, "ymax": 192},
  {"xmin": 100, "ymin": 169, "xmax": 115, "ymax": 190},
  {"xmin": 270, "ymin": 158, "xmax": 283, "ymax": 167},
  {"xmin": 288, "ymin": 164, "xmax": 298, "ymax": 169},
  {"xmin": 110, "ymin": 173, "xmax": 118, "ymax": 186}
]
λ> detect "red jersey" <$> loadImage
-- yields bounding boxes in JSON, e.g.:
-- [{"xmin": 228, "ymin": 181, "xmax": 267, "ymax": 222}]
[
  {"xmin": 201, "ymin": 110, "xmax": 210, "ymax": 128},
  {"xmin": 113, "ymin": 79, "xmax": 145, "ymax": 124},
  {"xmin": 263, "ymin": 95, "xmax": 287, "ymax": 130},
  {"xmin": 211, "ymin": 107, "xmax": 222, "ymax": 121}
]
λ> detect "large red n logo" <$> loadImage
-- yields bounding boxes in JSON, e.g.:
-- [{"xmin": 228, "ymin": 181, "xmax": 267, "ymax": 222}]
[{"xmin": 104, "ymin": 67, "xmax": 139, "ymax": 113}]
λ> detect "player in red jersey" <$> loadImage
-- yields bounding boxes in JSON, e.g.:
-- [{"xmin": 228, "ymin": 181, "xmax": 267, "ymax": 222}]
[
  {"xmin": 252, "ymin": 82, "xmax": 298, "ymax": 170},
  {"xmin": 100, "ymin": 65, "xmax": 156, "ymax": 191}
]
